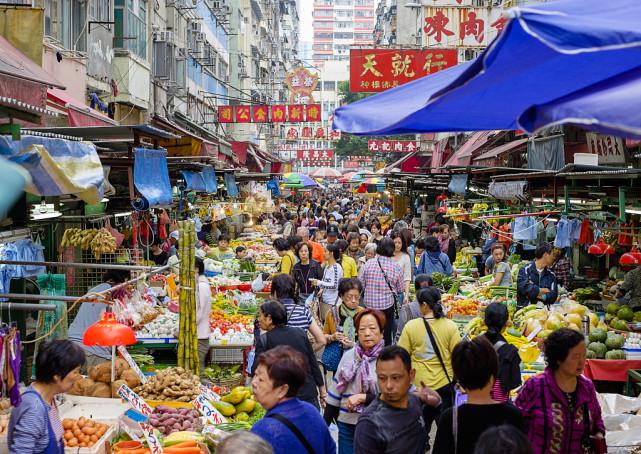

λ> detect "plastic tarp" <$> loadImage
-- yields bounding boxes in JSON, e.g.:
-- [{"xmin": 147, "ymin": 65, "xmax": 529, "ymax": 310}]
[
  {"xmin": 181, "ymin": 171, "xmax": 207, "ymax": 192},
  {"xmin": 0, "ymin": 157, "xmax": 30, "ymax": 220},
  {"xmin": 0, "ymin": 136, "xmax": 104, "ymax": 204},
  {"xmin": 527, "ymin": 135, "xmax": 565, "ymax": 170},
  {"xmin": 333, "ymin": 0, "xmax": 641, "ymax": 137},
  {"xmin": 489, "ymin": 180, "xmax": 529, "ymax": 201},
  {"xmin": 224, "ymin": 173, "xmax": 239, "ymax": 197},
  {"xmin": 448, "ymin": 174, "xmax": 468, "ymax": 195},
  {"xmin": 202, "ymin": 167, "xmax": 218, "ymax": 193},
  {"xmin": 133, "ymin": 148, "xmax": 172, "ymax": 208}
]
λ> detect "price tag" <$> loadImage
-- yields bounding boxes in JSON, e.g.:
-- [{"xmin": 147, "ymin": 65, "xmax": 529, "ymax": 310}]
[
  {"xmin": 526, "ymin": 325, "xmax": 543, "ymax": 342},
  {"xmin": 117, "ymin": 384, "xmax": 153, "ymax": 416},
  {"xmin": 192, "ymin": 394, "xmax": 227, "ymax": 425},
  {"xmin": 140, "ymin": 422, "xmax": 163, "ymax": 454},
  {"xmin": 117, "ymin": 346, "xmax": 147, "ymax": 384},
  {"xmin": 198, "ymin": 384, "xmax": 221, "ymax": 402}
]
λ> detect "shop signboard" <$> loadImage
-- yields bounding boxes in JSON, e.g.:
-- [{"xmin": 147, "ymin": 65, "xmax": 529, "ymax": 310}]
[
  {"xmin": 297, "ymin": 149, "xmax": 334, "ymax": 167},
  {"xmin": 283, "ymin": 125, "xmax": 342, "ymax": 141},
  {"xmin": 218, "ymin": 104, "xmax": 322, "ymax": 123},
  {"xmin": 368, "ymin": 140, "xmax": 419, "ymax": 153},
  {"xmin": 586, "ymin": 132, "xmax": 628, "ymax": 165},
  {"xmin": 422, "ymin": 6, "xmax": 505, "ymax": 48},
  {"xmin": 285, "ymin": 67, "xmax": 319, "ymax": 103},
  {"xmin": 350, "ymin": 48, "xmax": 458, "ymax": 93}
]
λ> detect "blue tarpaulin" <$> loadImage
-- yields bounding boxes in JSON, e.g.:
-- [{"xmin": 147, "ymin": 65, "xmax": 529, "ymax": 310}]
[
  {"xmin": 333, "ymin": 0, "xmax": 641, "ymax": 137},
  {"xmin": 181, "ymin": 170, "xmax": 207, "ymax": 192},
  {"xmin": 267, "ymin": 177, "xmax": 281, "ymax": 197},
  {"xmin": 133, "ymin": 148, "xmax": 172, "ymax": 208},
  {"xmin": 224, "ymin": 173, "xmax": 238, "ymax": 197},
  {"xmin": 0, "ymin": 136, "xmax": 104, "ymax": 204},
  {"xmin": 0, "ymin": 157, "xmax": 29, "ymax": 220},
  {"xmin": 202, "ymin": 167, "xmax": 218, "ymax": 193}
]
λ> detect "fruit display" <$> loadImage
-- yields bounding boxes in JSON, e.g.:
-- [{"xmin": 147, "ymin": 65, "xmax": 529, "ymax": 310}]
[
  {"xmin": 133, "ymin": 367, "xmax": 200, "ymax": 402},
  {"xmin": 511, "ymin": 301, "xmax": 600, "ymax": 340},
  {"xmin": 208, "ymin": 275, "xmax": 244, "ymax": 289},
  {"xmin": 605, "ymin": 302, "xmax": 640, "ymax": 331},
  {"xmin": 442, "ymin": 294, "xmax": 480, "ymax": 317},
  {"xmin": 209, "ymin": 309, "xmax": 254, "ymax": 345},
  {"xmin": 68, "ymin": 358, "xmax": 141, "ymax": 398},
  {"xmin": 90, "ymin": 228, "xmax": 118, "ymax": 259},
  {"xmin": 136, "ymin": 309, "xmax": 178, "ymax": 338},
  {"xmin": 148, "ymin": 405, "xmax": 202, "ymax": 436},
  {"xmin": 587, "ymin": 330, "xmax": 625, "ymax": 359},
  {"xmin": 61, "ymin": 228, "xmax": 99, "ymax": 249},
  {"xmin": 210, "ymin": 386, "xmax": 266, "ymax": 426},
  {"xmin": 62, "ymin": 417, "xmax": 109, "ymax": 448}
]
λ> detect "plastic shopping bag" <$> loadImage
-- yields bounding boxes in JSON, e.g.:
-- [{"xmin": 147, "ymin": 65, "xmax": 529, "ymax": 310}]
[{"xmin": 252, "ymin": 274, "xmax": 265, "ymax": 292}]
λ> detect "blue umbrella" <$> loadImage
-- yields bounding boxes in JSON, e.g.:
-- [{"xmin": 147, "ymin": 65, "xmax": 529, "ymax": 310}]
[
  {"xmin": 333, "ymin": 0, "xmax": 641, "ymax": 136},
  {"xmin": 0, "ymin": 157, "xmax": 29, "ymax": 220}
]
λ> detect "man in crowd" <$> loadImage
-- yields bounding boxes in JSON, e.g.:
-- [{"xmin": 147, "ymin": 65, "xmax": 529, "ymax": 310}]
[
  {"xmin": 326, "ymin": 224, "xmax": 340, "ymax": 245},
  {"xmin": 517, "ymin": 243, "xmax": 558, "ymax": 307}
]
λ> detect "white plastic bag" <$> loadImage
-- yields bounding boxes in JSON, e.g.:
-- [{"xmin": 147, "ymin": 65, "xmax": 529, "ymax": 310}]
[{"xmin": 252, "ymin": 274, "xmax": 265, "ymax": 292}]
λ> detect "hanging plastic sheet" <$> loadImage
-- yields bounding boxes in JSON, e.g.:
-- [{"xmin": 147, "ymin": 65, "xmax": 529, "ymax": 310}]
[
  {"xmin": 202, "ymin": 166, "xmax": 218, "ymax": 193},
  {"xmin": 0, "ymin": 157, "xmax": 29, "ymax": 221},
  {"xmin": 133, "ymin": 148, "xmax": 172, "ymax": 208},
  {"xmin": 448, "ymin": 174, "xmax": 468, "ymax": 195},
  {"xmin": 224, "ymin": 173, "xmax": 239, "ymax": 197},
  {"xmin": 489, "ymin": 181, "xmax": 529, "ymax": 202},
  {"xmin": 180, "ymin": 170, "xmax": 206, "ymax": 191},
  {"xmin": 527, "ymin": 135, "xmax": 565, "ymax": 171},
  {"xmin": 0, "ymin": 136, "xmax": 104, "ymax": 204},
  {"xmin": 267, "ymin": 177, "xmax": 281, "ymax": 197}
]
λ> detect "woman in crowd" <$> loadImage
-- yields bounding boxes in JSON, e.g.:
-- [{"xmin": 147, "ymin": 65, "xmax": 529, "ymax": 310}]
[
  {"xmin": 270, "ymin": 274, "xmax": 326, "ymax": 349},
  {"xmin": 324, "ymin": 309, "xmax": 386, "ymax": 454},
  {"xmin": 337, "ymin": 239, "xmax": 359, "ymax": 279},
  {"xmin": 251, "ymin": 345, "xmax": 335, "ymax": 454},
  {"xmin": 311, "ymin": 243, "xmax": 344, "ymax": 320},
  {"xmin": 292, "ymin": 242, "xmax": 323, "ymax": 306},
  {"xmin": 359, "ymin": 233, "xmax": 369, "ymax": 251},
  {"xmin": 252, "ymin": 301, "xmax": 327, "ymax": 410},
  {"xmin": 9, "ymin": 340, "xmax": 85, "ymax": 453},
  {"xmin": 438, "ymin": 224, "xmax": 457, "ymax": 265},
  {"xmin": 515, "ymin": 328, "xmax": 604, "ymax": 454},
  {"xmin": 369, "ymin": 220, "xmax": 384, "ymax": 245},
  {"xmin": 433, "ymin": 337, "xmax": 524, "ymax": 454},
  {"xmin": 417, "ymin": 236, "xmax": 454, "ymax": 277},
  {"xmin": 195, "ymin": 257, "xmax": 213, "ymax": 375},
  {"xmin": 390, "ymin": 230, "xmax": 412, "ymax": 304},
  {"xmin": 488, "ymin": 243, "xmax": 513, "ymax": 287},
  {"xmin": 273, "ymin": 238, "xmax": 296, "ymax": 276},
  {"xmin": 480, "ymin": 303, "xmax": 521, "ymax": 402},
  {"xmin": 358, "ymin": 243, "xmax": 378, "ymax": 269},
  {"xmin": 398, "ymin": 287, "xmax": 461, "ymax": 436},
  {"xmin": 217, "ymin": 431, "xmax": 274, "ymax": 454},
  {"xmin": 324, "ymin": 278, "xmax": 365, "ymax": 353}
]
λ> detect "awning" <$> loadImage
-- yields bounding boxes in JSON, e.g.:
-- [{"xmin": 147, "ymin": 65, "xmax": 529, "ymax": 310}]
[
  {"xmin": 443, "ymin": 131, "xmax": 494, "ymax": 167},
  {"xmin": 231, "ymin": 141, "xmax": 249, "ymax": 165},
  {"xmin": 180, "ymin": 166, "xmax": 218, "ymax": 192},
  {"xmin": 0, "ymin": 135, "xmax": 104, "ymax": 204},
  {"xmin": 385, "ymin": 152, "xmax": 417, "ymax": 173},
  {"xmin": 0, "ymin": 35, "xmax": 64, "ymax": 89},
  {"xmin": 473, "ymin": 138, "xmax": 529, "ymax": 166},
  {"xmin": 430, "ymin": 139, "xmax": 448, "ymax": 173},
  {"xmin": 0, "ymin": 157, "xmax": 30, "ymax": 220},
  {"xmin": 48, "ymin": 88, "xmax": 117, "ymax": 127}
]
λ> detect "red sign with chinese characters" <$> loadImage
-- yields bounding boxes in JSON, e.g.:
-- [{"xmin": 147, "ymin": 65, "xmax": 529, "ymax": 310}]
[
  {"xmin": 367, "ymin": 140, "xmax": 419, "ymax": 153},
  {"xmin": 218, "ymin": 106, "xmax": 233, "ymax": 123},
  {"xmin": 235, "ymin": 106, "xmax": 251, "ymax": 123},
  {"xmin": 297, "ymin": 149, "xmax": 335, "ymax": 167},
  {"xmin": 271, "ymin": 105, "xmax": 287, "ymax": 123},
  {"xmin": 283, "ymin": 125, "xmax": 341, "ymax": 141},
  {"xmin": 253, "ymin": 105, "xmax": 268, "ymax": 123},
  {"xmin": 215, "ymin": 105, "xmax": 322, "ymax": 123},
  {"xmin": 305, "ymin": 104, "xmax": 322, "ymax": 122},
  {"xmin": 422, "ymin": 7, "xmax": 504, "ymax": 48},
  {"xmin": 288, "ymin": 105, "xmax": 304, "ymax": 122},
  {"xmin": 350, "ymin": 48, "xmax": 458, "ymax": 93}
]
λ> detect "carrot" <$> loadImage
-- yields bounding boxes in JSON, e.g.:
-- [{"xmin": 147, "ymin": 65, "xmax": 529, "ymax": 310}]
[
  {"xmin": 115, "ymin": 449, "xmax": 150, "ymax": 454},
  {"xmin": 163, "ymin": 447, "xmax": 201, "ymax": 454},
  {"xmin": 165, "ymin": 441, "xmax": 197, "ymax": 448}
]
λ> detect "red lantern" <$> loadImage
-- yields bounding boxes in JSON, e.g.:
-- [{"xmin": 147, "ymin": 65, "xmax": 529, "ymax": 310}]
[
  {"xmin": 619, "ymin": 252, "xmax": 640, "ymax": 266},
  {"xmin": 588, "ymin": 238, "xmax": 611, "ymax": 255}
]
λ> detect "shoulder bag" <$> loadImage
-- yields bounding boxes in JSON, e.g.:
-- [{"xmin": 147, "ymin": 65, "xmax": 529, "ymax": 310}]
[
  {"xmin": 582, "ymin": 402, "xmax": 607, "ymax": 454},
  {"xmin": 267, "ymin": 413, "xmax": 316, "ymax": 454},
  {"xmin": 321, "ymin": 305, "xmax": 343, "ymax": 372},
  {"xmin": 376, "ymin": 258, "xmax": 400, "ymax": 319},
  {"xmin": 422, "ymin": 318, "xmax": 454, "ymax": 400}
]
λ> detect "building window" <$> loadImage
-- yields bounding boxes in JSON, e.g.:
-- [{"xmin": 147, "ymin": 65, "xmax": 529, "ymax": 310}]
[
  {"xmin": 115, "ymin": 0, "xmax": 147, "ymax": 59},
  {"xmin": 323, "ymin": 81, "xmax": 336, "ymax": 90}
]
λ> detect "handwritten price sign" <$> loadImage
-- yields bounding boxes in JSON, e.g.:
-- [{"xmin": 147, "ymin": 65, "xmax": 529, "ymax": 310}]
[
  {"xmin": 117, "ymin": 346, "xmax": 147, "ymax": 384},
  {"xmin": 140, "ymin": 422, "xmax": 163, "ymax": 454},
  {"xmin": 198, "ymin": 384, "xmax": 221, "ymax": 402},
  {"xmin": 117, "ymin": 384, "xmax": 153, "ymax": 416},
  {"xmin": 193, "ymin": 395, "xmax": 227, "ymax": 424}
]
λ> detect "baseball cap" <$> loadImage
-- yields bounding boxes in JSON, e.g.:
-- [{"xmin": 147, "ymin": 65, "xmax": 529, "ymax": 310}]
[
  {"xmin": 169, "ymin": 231, "xmax": 179, "ymax": 240},
  {"xmin": 327, "ymin": 225, "xmax": 340, "ymax": 237}
]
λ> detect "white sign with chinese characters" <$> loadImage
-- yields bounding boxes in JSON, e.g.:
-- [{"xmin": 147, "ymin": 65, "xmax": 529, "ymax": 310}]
[
  {"xmin": 422, "ymin": 7, "xmax": 505, "ymax": 48},
  {"xmin": 586, "ymin": 132, "xmax": 628, "ymax": 165},
  {"xmin": 193, "ymin": 394, "xmax": 227, "ymax": 425}
]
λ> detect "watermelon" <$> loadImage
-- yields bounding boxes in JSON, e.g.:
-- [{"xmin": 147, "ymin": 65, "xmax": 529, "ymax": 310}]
[
  {"xmin": 585, "ymin": 349, "xmax": 597, "ymax": 359},
  {"xmin": 605, "ymin": 333, "xmax": 625, "ymax": 350},
  {"xmin": 605, "ymin": 350, "xmax": 626, "ymax": 360},
  {"xmin": 588, "ymin": 328, "xmax": 607, "ymax": 343},
  {"xmin": 588, "ymin": 342, "xmax": 607, "ymax": 359},
  {"xmin": 618, "ymin": 306, "xmax": 634, "ymax": 322}
]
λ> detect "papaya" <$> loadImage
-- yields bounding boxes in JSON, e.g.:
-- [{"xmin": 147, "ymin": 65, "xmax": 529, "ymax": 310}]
[
  {"xmin": 221, "ymin": 387, "xmax": 248, "ymax": 405},
  {"xmin": 235, "ymin": 412, "xmax": 250, "ymax": 422},
  {"xmin": 212, "ymin": 400, "xmax": 236, "ymax": 416},
  {"xmin": 235, "ymin": 398, "xmax": 256, "ymax": 414}
]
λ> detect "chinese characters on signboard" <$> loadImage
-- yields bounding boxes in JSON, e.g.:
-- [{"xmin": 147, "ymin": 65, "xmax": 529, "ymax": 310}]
[
  {"xmin": 350, "ymin": 49, "xmax": 458, "ymax": 93},
  {"xmin": 343, "ymin": 156, "xmax": 374, "ymax": 169},
  {"xmin": 285, "ymin": 67, "xmax": 320, "ymax": 103},
  {"xmin": 218, "ymin": 104, "xmax": 321, "ymax": 123},
  {"xmin": 585, "ymin": 132, "xmax": 628, "ymax": 165},
  {"xmin": 368, "ymin": 140, "xmax": 419, "ymax": 153},
  {"xmin": 284, "ymin": 125, "xmax": 341, "ymax": 141},
  {"xmin": 297, "ymin": 149, "xmax": 335, "ymax": 167},
  {"xmin": 422, "ymin": 7, "xmax": 504, "ymax": 48}
]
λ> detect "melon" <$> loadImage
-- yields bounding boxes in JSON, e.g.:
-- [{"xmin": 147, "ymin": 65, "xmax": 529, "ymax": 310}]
[
  {"xmin": 536, "ymin": 329, "xmax": 552, "ymax": 340},
  {"xmin": 565, "ymin": 313, "xmax": 583, "ymax": 327},
  {"xmin": 588, "ymin": 342, "xmax": 607, "ymax": 359},
  {"xmin": 605, "ymin": 334, "xmax": 625, "ymax": 350},
  {"xmin": 605, "ymin": 350, "xmax": 626, "ymax": 360},
  {"xmin": 588, "ymin": 312, "xmax": 598, "ymax": 327},
  {"xmin": 588, "ymin": 328, "xmax": 607, "ymax": 343},
  {"xmin": 618, "ymin": 306, "xmax": 634, "ymax": 322},
  {"xmin": 607, "ymin": 303, "xmax": 620, "ymax": 316},
  {"xmin": 545, "ymin": 317, "xmax": 564, "ymax": 331},
  {"xmin": 566, "ymin": 303, "xmax": 588, "ymax": 317},
  {"xmin": 634, "ymin": 311, "xmax": 641, "ymax": 322},
  {"xmin": 586, "ymin": 349, "xmax": 597, "ymax": 359},
  {"xmin": 614, "ymin": 319, "xmax": 630, "ymax": 331}
]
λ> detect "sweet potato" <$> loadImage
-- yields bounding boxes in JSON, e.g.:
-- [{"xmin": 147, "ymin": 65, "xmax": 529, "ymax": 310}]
[
  {"xmin": 120, "ymin": 369, "xmax": 141, "ymax": 388},
  {"xmin": 115, "ymin": 358, "xmax": 129, "ymax": 377},
  {"xmin": 89, "ymin": 362, "xmax": 112, "ymax": 383},
  {"xmin": 90, "ymin": 382, "xmax": 111, "ymax": 398},
  {"xmin": 69, "ymin": 377, "xmax": 95, "ymax": 396}
]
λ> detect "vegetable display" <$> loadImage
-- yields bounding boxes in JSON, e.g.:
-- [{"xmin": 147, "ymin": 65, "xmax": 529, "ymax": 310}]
[
  {"xmin": 68, "ymin": 358, "xmax": 141, "ymax": 398},
  {"xmin": 137, "ymin": 309, "xmax": 179, "ymax": 338},
  {"xmin": 62, "ymin": 417, "xmax": 109, "ymax": 448},
  {"xmin": 148, "ymin": 405, "xmax": 202, "ymax": 436},
  {"xmin": 208, "ymin": 386, "xmax": 265, "ymax": 426},
  {"xmin": 133, "ymin": 367, "xmax": 200, "ymax": 402},
  {"xmin": 178, "ymin": 220, "xmax": 199, "ymax": 373},
  {"xmin": 202, "ymin": 364, "xmax": 242, "ymax": 383}
]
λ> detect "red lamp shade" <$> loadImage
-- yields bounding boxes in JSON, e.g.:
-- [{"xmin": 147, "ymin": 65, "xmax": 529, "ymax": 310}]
[
  {"xmin": 588, "ymin": 243, "xmax": 603, "ymax": 254},
  {"xmin": 603, "ymin": 244, "xmax": 615, "ymax": 255},
  {"xmin": 620, "ymin": 252, "xmax": 640, "ymax": 266},
  {"xmin": 588, "ymin": 238, "xmax": 613, "ymax": 255},
  {"xmin": 83, "ymin": 311, "xmax": 136, "ymax": 347},
  {"xmin": 630, "ymin": 247, "xmax": 641, "ymax": 262}
]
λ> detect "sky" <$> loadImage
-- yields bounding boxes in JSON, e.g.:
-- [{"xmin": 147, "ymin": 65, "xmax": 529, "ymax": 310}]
[{"xmin": 299, "ymin": 0, "xmax": 313, "ymax": 42}]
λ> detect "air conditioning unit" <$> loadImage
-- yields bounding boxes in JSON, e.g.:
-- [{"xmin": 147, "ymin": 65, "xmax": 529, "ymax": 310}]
[
  {"xmin": 196, "ymin": 32, "xmax": 206, "ymax": 42},
  {"xmin": 191, "ymin": 41, "xmax": 203, "ymax": 54},
  {"xmin": 191, "ymin": 21, "xmax": 202, "ymax": 32},
  {"xmin": 154, "ymin": 31, "xmax": 174, "ymax": 42}
]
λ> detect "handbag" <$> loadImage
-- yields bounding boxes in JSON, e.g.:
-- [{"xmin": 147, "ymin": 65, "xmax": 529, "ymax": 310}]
[
  {"xmin": 321, "ymin": 341, "xmax": 343, "ymax": 372},
  {"xmin": 583, "ymin": 403, "xmax": 607, "ymax": 454},
  {"xmin": 376, "ymin": 258, "xmax": 400, "ymax": 319}
]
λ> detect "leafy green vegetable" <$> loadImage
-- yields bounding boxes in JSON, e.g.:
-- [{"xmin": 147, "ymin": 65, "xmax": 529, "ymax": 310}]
[{"xmin": 507, "ymin": 254, "xmax": 521, "ymax": 265}]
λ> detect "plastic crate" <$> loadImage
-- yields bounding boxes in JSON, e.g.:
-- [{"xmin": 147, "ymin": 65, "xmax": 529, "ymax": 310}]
[{"xmin": 210, "ymin": 347, "xmax": 245, "ymax": 364}]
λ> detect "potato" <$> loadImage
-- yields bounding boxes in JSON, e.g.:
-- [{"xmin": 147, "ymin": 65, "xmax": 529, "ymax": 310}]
[
  {"xmin": 115, "ymin": 358, "xmax": 129, "ymax": 377},
  {"xmin": 111, "ymin": 379, "xmax": 127, "ymax": 397},
  {"xmin": 89, "ymin": 362, "xmax": 112, "ymax": 383},
  {"xmin": 69, "ymin": 377, "xmax": 95, "ymax": 396},
  {"xmin": 90, "ymin": 382, "xmax": 111, "ymax": 398},
  {"xmin": 120, "ymin": 369, "xmax": 141, "ymax": 388}
]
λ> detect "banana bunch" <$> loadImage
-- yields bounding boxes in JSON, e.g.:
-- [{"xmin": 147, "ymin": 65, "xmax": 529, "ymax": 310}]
[
  {"xmin": 512, "ymin": 305, "xmax": 541, "ymax": 329},
  {"xmin": 463, "ymin": 317, "xmax": 486, "ymax": 337},
  {"xmin": 61, "ymin": 228, "xmax": 99, "ymax": 249},
  {"xmin": 504, "ymin": 330, "xmax": 530, "ymax": 347},
  {"xmin": 90, "ymin": 228, "xmax": 117, "ymax": 259}
]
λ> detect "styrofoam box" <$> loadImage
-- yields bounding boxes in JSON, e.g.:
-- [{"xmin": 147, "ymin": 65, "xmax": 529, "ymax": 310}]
[
  {"xmin": 64, "ymin": 423, "xmax": 115, "ymax": 454},
  {"xmin": 574, "ymin": 153, "xmax": 599, "ymax": 166},
  {"xmin": 623, "ymin": 347, "xmax": 641, "ymax": 360}
]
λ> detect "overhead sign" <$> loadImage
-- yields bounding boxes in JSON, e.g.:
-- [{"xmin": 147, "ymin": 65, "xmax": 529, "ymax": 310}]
[
  {"xmin": 586, "ymin": 132, "xmax": 628, "ymax": 165},
  {"xmin": 286, "ymin": 67, "xmax": 320, "ymax": 103},
  {"xmin": 368, "ymin": 140, "xmax": 419, "ymax": 153},
  {"xmin": 297, "ymin": 149, "xmax": 335, "ymax": 167},
  {"xmin": 422, "ymin": 7, "xmax": 505, "ymax": 48},
  {"xmin": 218, "ymin": 104, "xmax": 321, "ymax": 123},
  {"xmin": 284, "ymin": 125, "xmax": 342, "ymax": 141},
  {"xmin": 350, "ymin": 48, "xmax": 458, "ymax": 93}
]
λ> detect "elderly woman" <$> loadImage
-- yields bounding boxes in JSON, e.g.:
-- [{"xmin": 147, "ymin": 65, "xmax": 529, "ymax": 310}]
[
  {"xmin": 358, "ymin": 243, "xmax": 378, "ymax": 269},
  {"xmin": 324, "ymin": 309, "xmax": 386, "ymax": 454},
  {"xmin": 252, "ymin": 300, "xmax": 326, "ymax": 409},
  {"xmin": 516, "ymin": 328, "xmax": 604, "ymax": 454},
  {"xmin": 9, "ymin": 340, "xmax": 85, "ymax": 453},
  {"xmin": 251, "ymin": 345, "xmax": 336, "ymax": 454}
]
